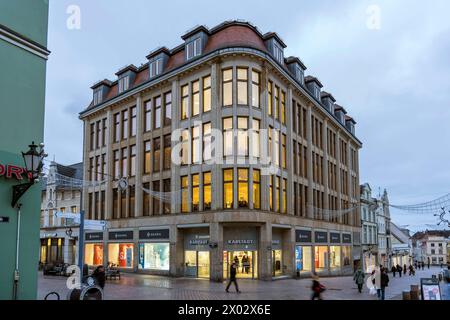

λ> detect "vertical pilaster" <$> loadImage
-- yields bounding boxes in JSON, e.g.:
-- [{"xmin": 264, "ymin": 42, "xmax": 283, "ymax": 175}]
[
  {"xmin": 259, "ymin": 222, "xmax": 272, "ymax": 280},
  {"xmin": 135, "ymin": 95, "xmax": 143, "ymax": 217},
  {"xmin": 171, "ymin": 78, "xmax": 180, "ymax": 214},
  {"xmin": 210, "ymin": 62, "xmax": 222, "ymax": 211},
  {"xmin": 306, "ymin": 104, "xmax": 314, "ymax": 219},
  {"xmin": 323, "ymin": 120, "xmax": 329, "ymax": 219},
  {"xmin": 209, "ymin": 222, "xmax": 224, "ymax": 282},
  {"xmin": 105, "ymin": 109, "xmax": 113, "ymax": 220},
  {"xmin": 286, "ymin": 87, "xmax": 294, "ymax": 215},
  {"xmin": 336, "ymin": 130, "xmax": 342, "ymax": 223}
]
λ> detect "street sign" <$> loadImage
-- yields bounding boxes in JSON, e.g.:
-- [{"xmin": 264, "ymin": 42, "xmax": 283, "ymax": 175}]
[
  {"xmin": 0, "ymin": 216, "xmax": 10, "ymax": 223},
  {"xmin": 54, "ymin": 211, "xmax": 80, "ymax": 220},
  {"xmin": 84, "ymin": 219, "xmax": 107, "ymax": 231}
]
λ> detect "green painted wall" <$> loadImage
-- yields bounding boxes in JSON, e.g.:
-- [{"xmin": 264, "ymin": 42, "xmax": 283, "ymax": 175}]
[
  {"xmin": 0, "ymin": 0, "xmax": 49, "ymax": 47},
  {"xmin": 0, "ymin": 0, "xmax": 48, "ymax": 300}
]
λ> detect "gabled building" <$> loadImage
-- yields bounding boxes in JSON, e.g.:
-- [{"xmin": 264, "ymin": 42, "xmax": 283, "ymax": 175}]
[
  {"xmin": 412, "ymin": 230, "xmax": 450, "ymax": 266},
  {"xmin": 390, "ymin": 222, "xmax": 412, "ymax": 267},
  {"xmin": 360, "ymin": 183, "xmax": 378, "ymax": 272}
]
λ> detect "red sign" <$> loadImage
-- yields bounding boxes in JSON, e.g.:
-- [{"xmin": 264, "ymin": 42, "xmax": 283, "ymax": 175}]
[{"xmin": 0, "ymin": 163, "xmax": 31, "ymax": 181}]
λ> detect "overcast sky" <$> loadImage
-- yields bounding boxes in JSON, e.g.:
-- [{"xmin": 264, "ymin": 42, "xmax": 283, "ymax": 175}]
[{"xmin": 43, "ymin": 0, "xmax": 450, "ymax": 231}]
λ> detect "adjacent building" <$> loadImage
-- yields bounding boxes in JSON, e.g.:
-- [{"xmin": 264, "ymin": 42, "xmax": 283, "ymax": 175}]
[
  {"xmin": 412, "ymin": 230, "xmax": 450, "ymax": 266},
  {"xmin": 39, "ymin": 161, "xmax": 82, "ymax": 266},
  {"xmin": 360, "ymin": 183, "xmax": 378, "ymax": 272},
  {"xmin": 390, "ymin": 222, "xmax": 412, "ymax": 267},
  {"xmin": 0, "ymin": 0, "xmax": 49, "ymax": 299},
  {"xmin": 376, "ymin": 190, "xmax": 392, "ymax": 268},
  {"xmin": 79, "ymin": 20, "xmax": 362, "ymax": 281}
]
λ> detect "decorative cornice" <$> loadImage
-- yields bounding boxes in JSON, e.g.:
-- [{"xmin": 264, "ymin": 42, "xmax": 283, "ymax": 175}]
[{"xmin": 0, "ymin": 23, "xmax": 50, "ymax": 60}]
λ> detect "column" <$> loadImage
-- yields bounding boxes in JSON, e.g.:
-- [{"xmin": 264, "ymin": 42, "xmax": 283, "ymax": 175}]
[
  {"xmin": 210, "ymin": 62, "xmax": 222, "ymax": 211},
  {"xmin": 336, "ymin": 130, "xmax": 342, "ymax": 223},
  {"xmin": 306, "ymin": 104, "xmax": 314, "ymax": 219},
  {"xmin": 209, "ymin": 222, "xmax": 224, "ymax": 282},
  {"xmin": 286, "ymin": 87, "xmax": 294, "ymax": 215},
  {"xmin": 322, "ymin": 120, "xmax": 329, "ymax": 219},
  {"xmin": 283, "ymin": 228, "xmax": 295, "ymax": 277},
  {"xmin": 259, "ymin": 222, "xmax": 272, "ymax": 280},
  {"xmin": 170, "ymin": 77, "xmax": 180, "ymax": 214},
  {"xmin": 346, "ymin": 140, "xmax": 353, "ymax": 225},
  {"xmin": 105, "ymin": 110, "xmax": 113, "ymax": 220},
  {"xmin": 135, "ymin": 94, "xmax": 143, "ymax": 217}
]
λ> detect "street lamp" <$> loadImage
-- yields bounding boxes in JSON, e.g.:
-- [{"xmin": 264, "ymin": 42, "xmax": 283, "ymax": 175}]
[{"xmin": 11, "ymin": 141, "xmax": 47, "ymax": 207}]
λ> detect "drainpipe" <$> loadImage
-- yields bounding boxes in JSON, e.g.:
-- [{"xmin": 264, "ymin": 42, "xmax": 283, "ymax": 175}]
[{"xmin": 13, "ymin": 203, "xmax": 22, "ymax": 300}]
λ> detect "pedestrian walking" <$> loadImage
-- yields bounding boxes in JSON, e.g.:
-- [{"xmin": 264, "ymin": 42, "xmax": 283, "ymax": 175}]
[
  {"xmin": 311, "ymin": 273, "xmax": 325, "ymax": 300},
  {"xmin": 378, "ymin": 268, "xmax": 389, "ymax": 300},
  {"xmin": 403, "ymin": 264, "xmax": 407, "ymax": 276},
  {"xmin": 353, "ymin": 267, "xmax": 365, "ymax": 293},
  {"xmin": 92, "ymin": 265, "xmax": 106, "ymax": 289},
  {"xmin": 422, "ymin": 262, "xmax": 425, "ymax": 270},
  {"xmin": 409, "ymin": 265, "xmax": 415, "ymax": 276},
  {"xmin": 396, "ymin": 264, "xmax": 402, "ymax": 278},
  {"xmin": 391, "ymin": 265, "xmax": 397, "ymax": 277},
  {"xmin": 414, "ymin": 261, "xmax": 418, "ymax": 270},
  {"xmin": 427, "ymin": 262, "xmax": 430, "ymax": 269},
  {"xmin": 225, "ymin": 262, "xmax": 241, "ymax": 293}
]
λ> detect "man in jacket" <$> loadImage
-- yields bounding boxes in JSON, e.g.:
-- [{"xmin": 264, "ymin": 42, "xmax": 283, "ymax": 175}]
[
  {"xmin": 379, "ymin": 268, "xmax": 389, "ymax": 300},
  {"xmin": 225, "ymin": 262, "xmax": 241, "ymax": 293},
  {"xmin": 353, "ymin": 267, "xmax": 365, "ymax": 293}
]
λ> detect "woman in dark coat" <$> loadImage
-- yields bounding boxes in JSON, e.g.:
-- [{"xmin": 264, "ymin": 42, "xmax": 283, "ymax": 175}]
[{"xmin": 92, "ymin": 265, "xmax": 106, "ymax": 289}]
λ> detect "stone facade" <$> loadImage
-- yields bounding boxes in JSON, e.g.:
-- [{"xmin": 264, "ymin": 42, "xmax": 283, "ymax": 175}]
[{"xmin": 79, "ymin": 21, "xmax": 362, "ymax": 281}]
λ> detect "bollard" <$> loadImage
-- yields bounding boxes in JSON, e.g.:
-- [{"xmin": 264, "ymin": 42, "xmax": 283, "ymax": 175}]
[
  {"xmin": 402, "ymin": 290, "xmax": 411, "ymax": 300},
  {"xmin": 411, "ymin": 284, "xmax": 420, "ymax": 292},
  {"xmin": 410, "ymin": 290, "xmax": 420, "ymax": 300}
]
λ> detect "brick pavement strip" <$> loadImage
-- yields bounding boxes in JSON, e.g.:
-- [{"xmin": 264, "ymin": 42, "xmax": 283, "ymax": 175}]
[{"xmin": 38, "ymin": 267, "xmax": 447, "ymax": 300}]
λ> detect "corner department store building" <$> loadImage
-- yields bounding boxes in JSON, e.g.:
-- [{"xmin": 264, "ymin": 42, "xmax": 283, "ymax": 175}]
[{"xmin": 79, "ymin": 21, "xmax": 362, "ymax": 281}]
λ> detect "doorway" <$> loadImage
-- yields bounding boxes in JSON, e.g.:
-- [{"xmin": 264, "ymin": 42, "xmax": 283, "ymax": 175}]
[
  {"xmin": 223, "ymin": 251, "xmax": 258, "ymax": 279},
  {"xmin": 184, "ymin": 250, "xmax": 210, "ymax": 278},
  {"xmin": 272, "ymin": 250, "xmax": 282, "ymax": 276}
]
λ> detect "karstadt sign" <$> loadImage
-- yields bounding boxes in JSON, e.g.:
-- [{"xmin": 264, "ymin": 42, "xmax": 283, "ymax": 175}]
[{"xmin": 0, "ymin": 163, "xmax": 31, "ymax": 181}]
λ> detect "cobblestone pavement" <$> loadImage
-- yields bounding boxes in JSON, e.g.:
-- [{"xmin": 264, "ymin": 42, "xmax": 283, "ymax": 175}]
[{"xmin": 38, "ymin": 266, "xmax": 448, "ymax": 300}]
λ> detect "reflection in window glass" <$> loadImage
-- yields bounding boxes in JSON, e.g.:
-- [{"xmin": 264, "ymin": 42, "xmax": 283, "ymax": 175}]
[
  {"xmin": 138, "ymin": 243, "xmax": 170, "ymax": 270},
  {"xmin": 252, "ymin": 70, "xmax": 260, "ymax": 108},
  {"xmin": 203, "ymin": 172, "xmax": 212, "ymax": 210},
  {"xmin": 203, "ymin": 123, "xmax": 212, "ymax": 161},
  {"xmin": 192, "ymin": 174, "xmax": 199, "ymax": 212},
  {"xmin": 203, "ymin": 76, "xmax": 211, "ymax": 112},
  {"xmin": 192, "ymin": 126, "xmax": 201, "ymax": 164},
  {"xmin": 181, "ymin": 85, "xmax": 189, "ymax": 119},
  {"xmin": 237, "ymin": 117, "xmax": 248, "ymax": 156},
  {"xmin": 223, "ymin": 118, "xmax": 233, "ymax": 157},
  {"xmin": 181, "ymin": 176, "xmax": 189, "ymax": 213},
  {"xmin": 253, "ymin": 169, "xmax": 260, "ymax": 209},
  {"xmin": 330, "ymin": 246, "xmax": 341, "ymax": 268},
  {"xmin": 252, "ymin": 119, "xmax": 260, "ymax": 158},
  {"xmin": 192, "ymin": 80, "xmax": 200, "ymax": 116}
]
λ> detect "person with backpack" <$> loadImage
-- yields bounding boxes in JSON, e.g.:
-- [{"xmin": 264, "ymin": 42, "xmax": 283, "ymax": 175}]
[
  {"xmin": 311, "ymin": 273, "xmax": 325, "ymax": 300},
  {"xmin": 353, "ymin": 267, "xmax": 365, "ymax": 293}
]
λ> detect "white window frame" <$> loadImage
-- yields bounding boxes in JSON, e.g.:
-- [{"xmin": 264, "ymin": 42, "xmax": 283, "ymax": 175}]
[
  {"xmin": 186, "ymin": 38, "xmax": 202, "ymax": 60},
  {"xmin": 273, "ymin": 43, "xmax": 284, "ymax": 64},
  {"xmin": 93, "ymin": 89, "xmax": 103, "ymax": 105},
  {"xmin": 118, "ymin": 75, "xmax": 130, "ymax": 93},
  {"xmin": 149, "ymin": 58, "xmax": 163, "ymax": 78}
]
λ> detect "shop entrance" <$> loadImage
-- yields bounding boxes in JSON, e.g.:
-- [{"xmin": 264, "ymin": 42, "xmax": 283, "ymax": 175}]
[
  {"xmin": 223, "ymin": 251, "xmax": 257, "ymax": 279},
  {"xmin": 184, "ymin": 251, "xmax": 210, "ymax": 278},
  {"xmin": 272, "ymin": 250, "xmax": 282, "ymax": 276}
]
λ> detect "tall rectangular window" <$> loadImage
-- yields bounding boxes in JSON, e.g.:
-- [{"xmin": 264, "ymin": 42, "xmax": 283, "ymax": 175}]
[
  {"xmin": 253, "ymin": 169, "xmax": 261, "ymax": 209},
  {"xmin": 121, "ymin": 147, "xmax": 128, "ymax": 177},
  {"xmin": 268, "ymin": 126, "xmax": 273, "ymax": 161},
  {"xmin": 186, "ymin": 38, "xmax": 201, "ymax": 60},
  {"xmin": 203, "ymin": 122, "xmax": 212, "ymax": 162},
  {"xmin": 203, "ymin": 172, "xmax": 211, "ymax": 210},
  {"xmin": 223, "ymin": 69, "xmax": 233, "ymax": 106},
  {"xmin": 252, "ymin": 119, "xmax": 260, "ymax": 159},
  {"xmin": 152, "ymin": 181, "xmax": 160, "ymax": 215},
  {"xmin": 154, "ymin": 96, "xmax": 161, "ymax": 129},
  {"xmin": 114, "ymin": 113, "xmax": 120, "ymax": 142},
  {"xmin": 281, "ymin": 134, "xmax": 287, "ymax": 169},
  {"xmin": 223, "ymin": 117, "xmax": 233, "ymax": 157},
  {"xmin": 102, "ymin": 118, "xmax": 107, "ymax": 146},
  {"xmin": 149, "ymin": 58, "xmax": 162, "ymax": 78},
  {"xmin": 192, "ymin": 80, "xmax": 200, "ymax": 116},
  {"xmin": 130, "ymin": 145, "xmax": 136, "ymax": 176},
  {"xmin": 113, "ymin": 150, "xmax": 120, "ymax": 179},
  {"xmin": 203, "ymin": 76, "xmax": 211, "ymax": 112},
  {"xmin": 113, "ymin": 189, "xmax": 119, "ymax": 219},
  {"xmin": 274, "ymin": 130, "xmax": 280, "ymax": 167},
  {"xmin": 269, "ymin": 175, "xmax": 273, "ymax": 211},
  {"xmin": 281, "ymin": 91, "xmax": 286, "ymax": 125},
  {"xmin": 181, "ymin": 176, "xmax": 189, "ymax": 213},
  {"xmin": 101, "ymin": 191, "xmax": 105, "ymax": 220},
  {"xmin": 251, "ymin": 70, "xmax": 260, "ymax": 108},
  {"xmin": 275, "ymin": 176, "xmax": 280, "ymax": 213},
  {"xmin": 181, "ymin": 85, "xmax": 189, "ymax": 120},
  {"xmin": 268, "ymin": 80, "xmax": 273, "ymax": 116},
  {"xmin": 163, "ymin": 135, "xmax": 171, "ymax": 170},
  {"xmin": 223, "ymin": 169, "xmax": 234, "ymax": 209},
  {"xmin": 238, "ymin": 168, "xmax": 249, "ymax": 208},
  {"xmin": 89, "ymin": 158, "xmax": 93, "ymax": 181},
  {"xmin": 144, "ymin": 100, "xmax": 152, "ymax": 132},
  {"xmin": 237, "ymin": 117, "xmax": 248, "ymax": 157},
  {"xmin": 96, "ymin": 156, "xmax": 101, "ymax": 181},
  {"xmin": 96, "ymin": 120, "xmax": 101, "ymax": 150},
  {"xmin": 118, "ymin": 76, "xmax": 129, "ymax": 93},
  {"xmin": 129, "ymin": 186, "xmax": 135, "ymax": 218},
  {"xmin": 192, "ymin": 174, "xmax": 200, "ymax": 212},
  {"xmin": 181, "ymin": 129, "xmax": 189, "ymax": 165},
  {"xmin": 101, "ymin": 154, "xmax": 106, "ymax": 180},
  {"xmin": 192, "ymin": 125, "xmax": 201, "ymax": 164},
  {"xmin": 163, "ymin": 179, "xmax": 171, "ymax": 214},
  {"xmin": 122, "ymin": 110, "xmax": 128, "ymax": 140},
  {"xmin": 121, "ymin": 189, "xmax": 126, "ymax": 218},
  {"xmin": 237, "ymin": 68, "xmax": 248, "ymax": 105},
  {"xmin": 153, "ymin": 137, "xmax": 161, "ymax": 172},
  {"xmin": 143, "ymin": 183, "xmax": 150, "ymax": 216},
  {"xmin": 130, "ymin": 106, "xmax": 137, "ymax": 136},
  {"xmin": 164, "ymin": 92, "xmax": 172, "ymax": 126},
  {"xmin": 282, "ymin": 178, "xmax": 287, "ymax": 214},
  {"xmin": 144, "ymin": 141, "xmax": 151, "ymax": 174},
  {"xmin": 274, "ymin": 86, "xmax": 280, "ymax": 120}
]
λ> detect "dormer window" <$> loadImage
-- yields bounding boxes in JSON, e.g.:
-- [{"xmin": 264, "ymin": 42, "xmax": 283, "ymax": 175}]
[
  {"xmin": 186, "ymin": 37, "xmax": 202, "ymax": 60},
  {"xmin": 273, "ymin": 42, "xmax": 284, "ymax": 64},
  {"xmin": 118, "ymin": 75, "xmax": 130, "ymax": 93},
  {"xmin": 295, "ymin": 65, "xmax": 304, "ymax": 84},
  {"xmin": 313, "ymin": 86, "xmax": 320, "ymax": 100},
  {"xmin": 93, "ymin": 89, "xmax": 103, "ymax": 105},
  {"xmin": 149, "ymin": 58, "xmax": 163, "ymax": 78}
]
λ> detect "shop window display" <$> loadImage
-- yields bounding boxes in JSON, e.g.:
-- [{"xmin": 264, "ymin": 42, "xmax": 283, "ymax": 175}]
[
  {"xmin": 138, "ymin": 243, "xmax": 170, "ymax": 270},
  {"xmin": 85, "ymin": 243, "xmax": 104, "ymax": 266},
  {"xmin": 342, "ymin": 246, "xmax": 351, "ymax": 266},
  {"xmin": 314, "ymin": 246, "xmax": 328, "ymax": 271},
  {"xmin": 108, "ymin": 243, "xmax": 134, "ymax": 268},
  {"xmin": 295, "ymin": 246, "xmax": 312, "ymax": 272},
  {"xmin": 330, "ymin": 246, "xmax": 341, "ymax": 268}
]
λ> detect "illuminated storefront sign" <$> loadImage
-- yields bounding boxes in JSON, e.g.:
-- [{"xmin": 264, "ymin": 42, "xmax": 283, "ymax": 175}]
[{"xmin": 0, "ymin": 163, "xmax": 31, "ymax": 181}]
